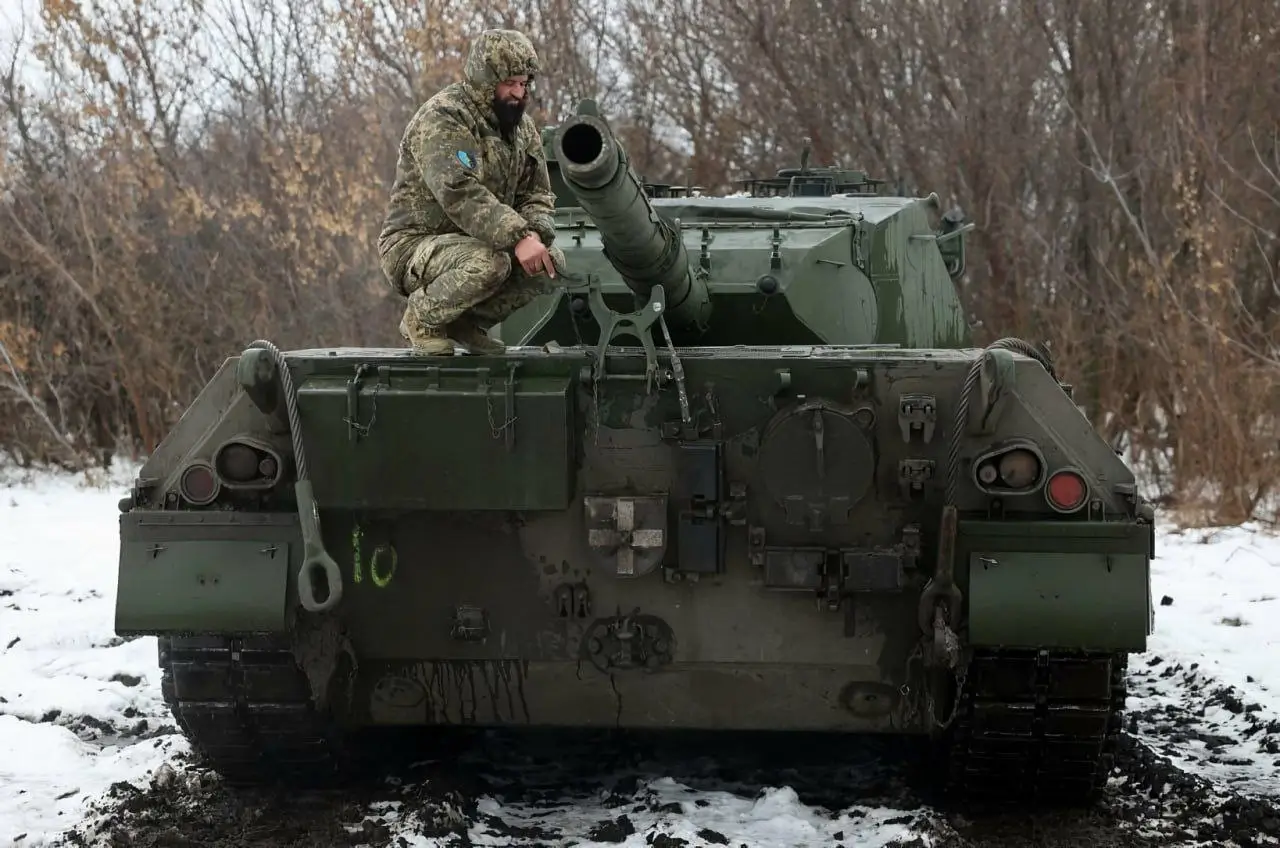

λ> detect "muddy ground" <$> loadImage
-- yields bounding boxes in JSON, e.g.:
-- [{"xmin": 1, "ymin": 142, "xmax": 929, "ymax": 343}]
[
  {"xmin": 25, "ymin": 653, "xmax": 1280, "ymax": 848},
  {"xmin": 49, "ymin": 721, "xmax": 1280, "ymax": 848}
]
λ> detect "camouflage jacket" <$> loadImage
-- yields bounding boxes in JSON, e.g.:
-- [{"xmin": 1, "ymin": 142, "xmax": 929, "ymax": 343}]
[{"xmin": 378, "ymin": 30, "xmax": 556, "ymax": 292}]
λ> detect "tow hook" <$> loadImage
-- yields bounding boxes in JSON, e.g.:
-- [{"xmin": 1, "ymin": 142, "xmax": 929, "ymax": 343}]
[{"xmin": 295, "ymin": 479, "xmax": 343, "ymax": 614}]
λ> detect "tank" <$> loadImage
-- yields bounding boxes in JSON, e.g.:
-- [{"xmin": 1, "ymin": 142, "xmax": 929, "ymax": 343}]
[{"xmin": 114, "ymin": 99, "xmax": 1155, "ymax": 805}]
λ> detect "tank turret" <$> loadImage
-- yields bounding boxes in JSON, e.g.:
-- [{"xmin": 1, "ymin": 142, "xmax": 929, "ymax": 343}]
[{"xmin": 515, "ymin": 102, "xmax": 974, "ymax": 350}]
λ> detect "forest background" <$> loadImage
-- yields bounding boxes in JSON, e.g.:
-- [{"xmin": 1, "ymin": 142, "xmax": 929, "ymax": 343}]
[{"xmin": 1, "ymin": 0, "xmax": 1277, "ymax": 525}]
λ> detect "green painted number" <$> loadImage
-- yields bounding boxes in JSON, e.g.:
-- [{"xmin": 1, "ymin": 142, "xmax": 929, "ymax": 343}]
[
  {"xmin": 351, "ymin": 524, "xmax": 397, "ymax": 588},
  {"xmin": 370, "ymin": 544, "xmax": 398, "ymax": 587}
]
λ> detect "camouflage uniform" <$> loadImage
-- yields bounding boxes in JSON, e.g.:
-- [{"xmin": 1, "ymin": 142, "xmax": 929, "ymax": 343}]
[{"xmin": 377, "ymin": 29, "xmax": 566, "ymax": 355}]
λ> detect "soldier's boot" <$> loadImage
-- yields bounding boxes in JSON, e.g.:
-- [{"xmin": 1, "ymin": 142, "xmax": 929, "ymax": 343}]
[
  {"xmin": 448, "ymin": 315, "xmax": 506, "ymax": 355},
  {"xmin": 399, "ymin": 315, "xmax": 455, "ymax": 356}
]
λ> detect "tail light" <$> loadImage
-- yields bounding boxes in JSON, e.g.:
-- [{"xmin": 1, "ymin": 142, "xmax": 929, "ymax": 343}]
[
  {"xmin": 971, "ymin": 442, "xmax": 1045, "ymax": 496},
  {"xmin": 1045, "ymin": 468, "xmax": 1089, "ymax": 512},
  {"xmin": 213, "ymin": 436, "xmax": 286, "ymax": 490},
  {"xmin": 177, "ymin": 461, "xmax": 219, "ymax": 506}
]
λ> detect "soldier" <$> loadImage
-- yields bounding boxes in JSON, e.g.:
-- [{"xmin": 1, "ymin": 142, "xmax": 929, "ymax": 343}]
[{"xmin": 377, "ymin": 29, "xmax": 566, "ymax": 355}]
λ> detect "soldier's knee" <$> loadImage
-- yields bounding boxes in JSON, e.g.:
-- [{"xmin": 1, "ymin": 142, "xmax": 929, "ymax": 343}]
[{"xmin": 457, "ymin": 246, "xmax": 512, "ymax": 288}]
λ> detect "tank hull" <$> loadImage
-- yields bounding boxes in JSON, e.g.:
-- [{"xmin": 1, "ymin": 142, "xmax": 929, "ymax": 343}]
[
  {"xmin": 126, "ymin": 499, "xmax": 1144, "ymax": 728},
  {"xmin": 118, "ymin": 343, "xmax": 1150, "ymax": 803}
]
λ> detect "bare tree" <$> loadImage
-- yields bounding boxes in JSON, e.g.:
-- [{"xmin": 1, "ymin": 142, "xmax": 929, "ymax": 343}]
[{"xmin": 1, "ymin": 0, "xmax": 1276, "ymax": 522}]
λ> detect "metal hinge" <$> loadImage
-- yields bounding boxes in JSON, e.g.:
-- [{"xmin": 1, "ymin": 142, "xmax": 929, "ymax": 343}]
[{"xmin": 898, "ymin": 394, "xmax": 937, "ymax": 443}]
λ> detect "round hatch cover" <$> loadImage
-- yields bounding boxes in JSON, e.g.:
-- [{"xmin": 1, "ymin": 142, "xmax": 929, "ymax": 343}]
[{"xmin": 757, "ymin": 401, "xmax": 875, "ymax": 526}]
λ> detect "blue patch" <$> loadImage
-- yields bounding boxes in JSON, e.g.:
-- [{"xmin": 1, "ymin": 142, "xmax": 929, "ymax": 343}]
[{"xmin": 456, "ymin": 150, "xmax": 475, "ymax": 170}]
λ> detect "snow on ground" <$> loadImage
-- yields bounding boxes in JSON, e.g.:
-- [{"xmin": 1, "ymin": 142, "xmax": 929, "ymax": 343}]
[
  {"xmin": 424, "ymin": 793, "xmax": 922, "ymax": 848},
  {"xmin": 0, "ymin": 460, "xmax": 1278, "ymax": 847},
  {"xmin": 1126, "ymin": 522, "xmax": 1280, "ymax": 797},
  {"xmin": 0, "ymin": 460, "xmax": 189, "ymax": 847},
  {"xmin": 375, "ymin": 769, "xmax": 933, "ymax": 848}
]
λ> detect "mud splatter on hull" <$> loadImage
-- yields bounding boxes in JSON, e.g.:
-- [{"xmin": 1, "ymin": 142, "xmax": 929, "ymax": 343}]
[{"xmin": 368, "ymin": 660, "xmax": 533, "ymax": 725}]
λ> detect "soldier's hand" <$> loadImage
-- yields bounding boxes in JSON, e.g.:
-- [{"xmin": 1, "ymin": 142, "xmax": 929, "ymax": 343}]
[{"xmin": 514, "ymin": 233, "xmax": 556, "ymax": 278}]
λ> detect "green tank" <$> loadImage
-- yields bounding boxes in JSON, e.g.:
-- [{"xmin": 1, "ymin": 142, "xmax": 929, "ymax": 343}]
[{"xmin": 115, "ymin": 99, "xmax": 1155, "ymax": 804}]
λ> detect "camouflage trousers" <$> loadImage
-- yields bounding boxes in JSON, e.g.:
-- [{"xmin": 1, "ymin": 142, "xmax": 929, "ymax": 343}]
[{"xmin": 399, "ymin": 234, "xmax": 566, "ymax": 333}]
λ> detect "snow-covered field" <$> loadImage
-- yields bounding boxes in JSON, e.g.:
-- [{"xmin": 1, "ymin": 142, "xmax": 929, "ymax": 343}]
[
  {"xmin": 1, "ymin": 459, "xmax": 1278, "ymax": 847},
  {"xmin": 0, "ymin": 462, "xmax": 190, "ymax": 847},
  {"xmin": 1125, "ymin": 521, "xmax": 1280, "ymax": 797}
]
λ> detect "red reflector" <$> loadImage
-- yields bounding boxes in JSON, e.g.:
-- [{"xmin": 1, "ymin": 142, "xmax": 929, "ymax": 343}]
[
  {"xmin": 1046, "ymin": 470, "xmax": 1086, "ymax": 511},
  {"xmin": 180, "ymin": 463, "xmax": 218, "ymax": 505}
]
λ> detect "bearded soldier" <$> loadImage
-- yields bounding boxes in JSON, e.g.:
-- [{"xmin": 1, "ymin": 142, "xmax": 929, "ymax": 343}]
[{"xmin": 377, "ymin": 29, "xmax": 565, "ymax": 355}]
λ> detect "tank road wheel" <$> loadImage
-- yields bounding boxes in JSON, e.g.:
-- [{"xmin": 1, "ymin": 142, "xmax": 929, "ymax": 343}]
[
  {"xmin": 940, "ymin": 649, "xmax": 1127, "ymax": 807},
  {"xmin": 157, "ymin": 633, "xmax": 350, "ymax": 785}
]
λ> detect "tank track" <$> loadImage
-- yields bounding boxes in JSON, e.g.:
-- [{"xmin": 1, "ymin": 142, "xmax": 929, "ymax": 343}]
[
  {"xmin": 942, "ymin": 649, "xmax": 1126, "ymax": 806},
  {"xmin": 158, "ymin": 634, "xmax": 346, "ymax": 785}
]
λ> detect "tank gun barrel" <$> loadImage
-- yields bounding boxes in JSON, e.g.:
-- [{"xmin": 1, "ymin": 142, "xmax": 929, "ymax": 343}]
[{"xmin": 552, "ymin": 113, "xmax": 710, "ymax": 330}]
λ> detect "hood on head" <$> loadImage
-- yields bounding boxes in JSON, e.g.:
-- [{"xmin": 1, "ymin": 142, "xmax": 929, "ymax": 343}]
[{"xmin": 464, "ymin": 28, "xmax": 540, "ymax": 102}]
